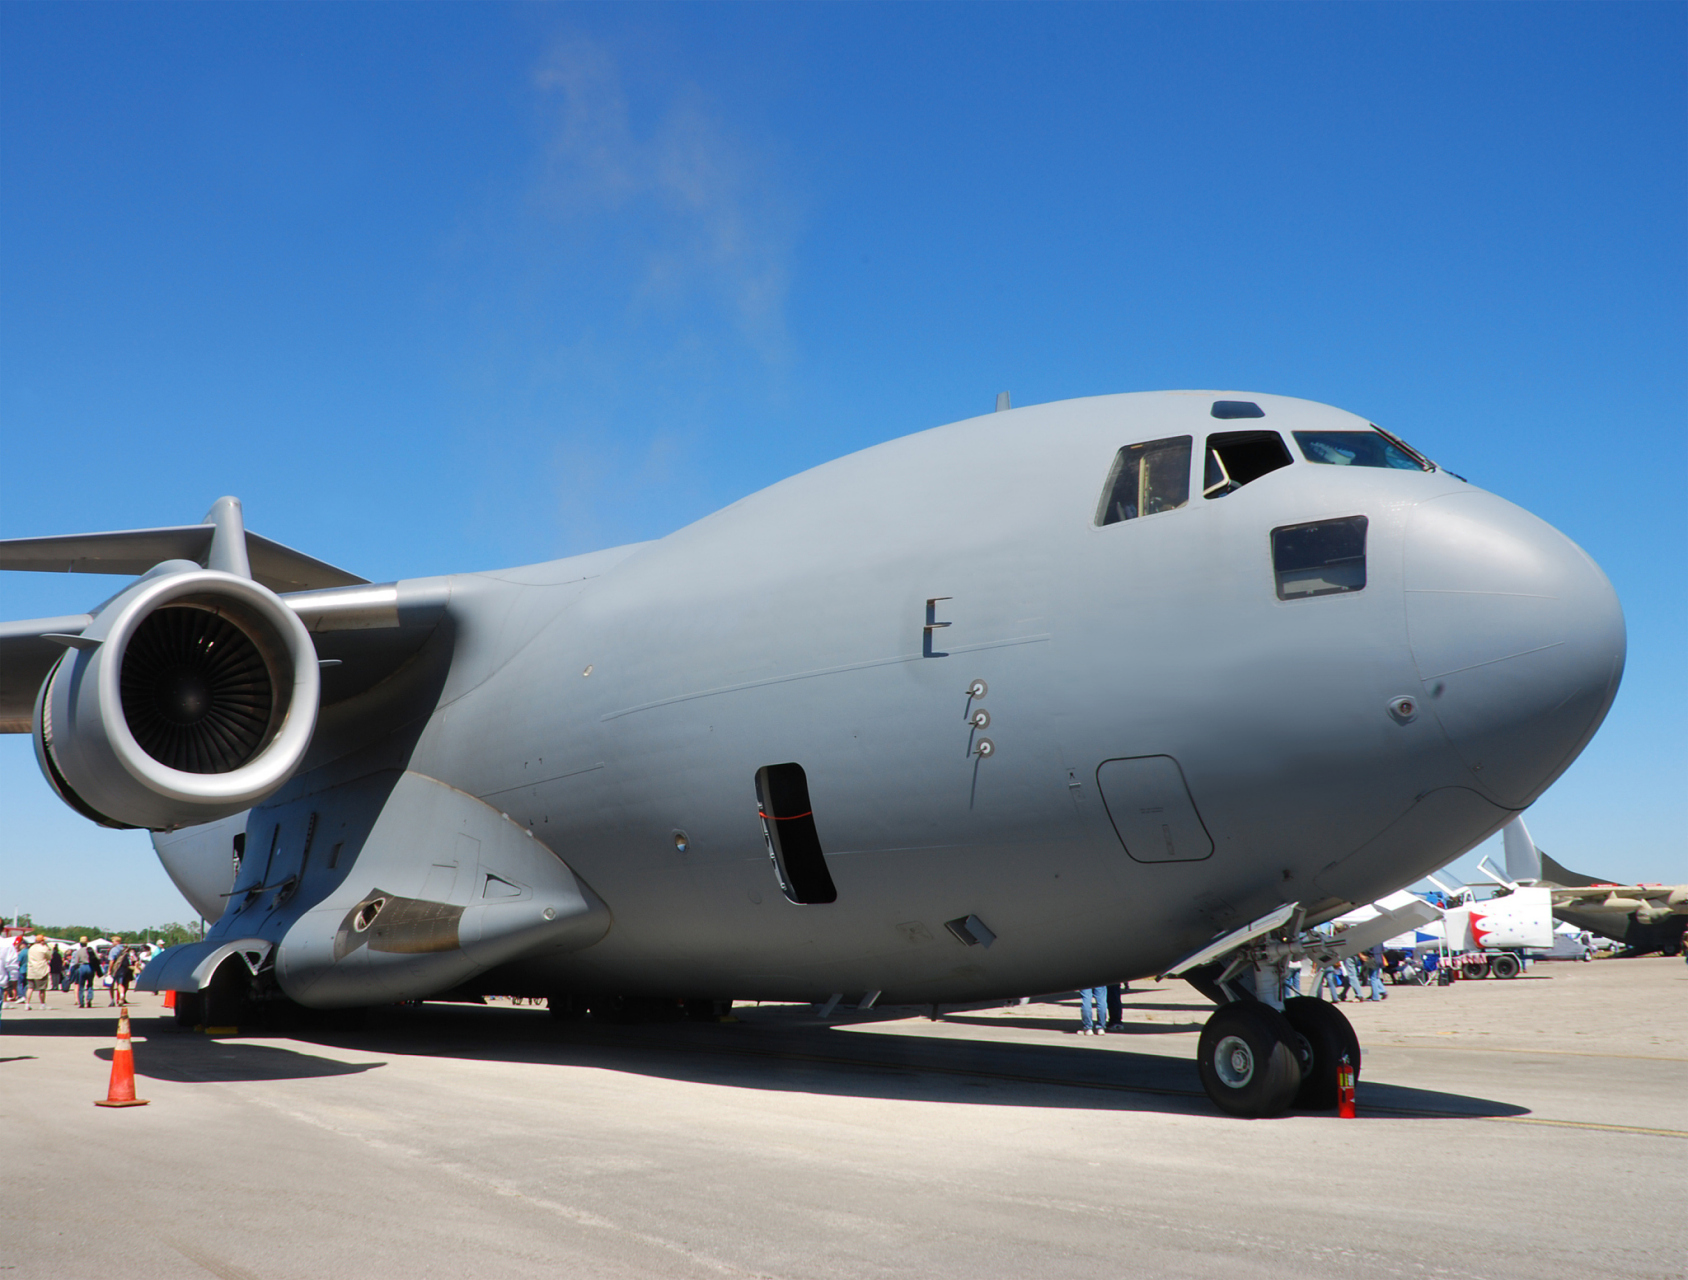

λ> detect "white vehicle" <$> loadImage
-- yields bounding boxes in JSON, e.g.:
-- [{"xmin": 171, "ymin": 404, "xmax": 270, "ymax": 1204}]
[
  {"xmin": 1421, "ymin": 866, "xmax": 1554, "ymax": 979},
  {"xmin": 1529, "ymin": 925, "xmax": 1599, "ymax": 962}
]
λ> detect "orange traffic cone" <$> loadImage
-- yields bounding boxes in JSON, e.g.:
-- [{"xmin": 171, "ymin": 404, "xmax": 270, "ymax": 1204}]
[
  {"xmin": 162, "ymin": 989, "xmax": 176, "ymax": 1009},
  {"xmin": 95, "ymin": 1004, "xmax": 150, "ymax": 1108},
  {"xmin": 1336, "ymin": 1052, "xmax": 1357, "ymax": 1119}
]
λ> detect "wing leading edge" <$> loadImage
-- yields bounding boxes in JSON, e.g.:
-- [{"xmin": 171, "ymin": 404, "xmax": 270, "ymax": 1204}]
[
  {"xmin": 0, "ymin": 499, "xmax": 433, "ymax": 734},
  {"xmin": 0, "ymin": 523, "xmax": 367, "ymax": 594}
]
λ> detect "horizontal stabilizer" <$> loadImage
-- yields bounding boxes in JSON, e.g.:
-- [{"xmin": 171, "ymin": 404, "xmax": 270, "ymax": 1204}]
[{"xmin": 1, "ymin": 525, "xmax": 366, "ymax": 593}]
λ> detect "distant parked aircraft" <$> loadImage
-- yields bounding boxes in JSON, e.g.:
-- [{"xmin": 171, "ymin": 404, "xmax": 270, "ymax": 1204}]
[{"xmin": 1501, "ymin": 818, "xmax": 1686, "ymax": 956}]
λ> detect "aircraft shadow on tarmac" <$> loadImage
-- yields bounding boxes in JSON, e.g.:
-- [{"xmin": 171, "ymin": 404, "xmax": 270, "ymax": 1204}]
[
  {"xmin": 95, "ymin": 1040, "xmax": 385, "ymax": 1084},
  {"xmin": 2, "ymin": 1013, "xmax": 384, "ymax": 1083},
  {"xmin": 231, "ymin": 1003, "xmax": 1530, "ymax": 1121},
  {"xmin": 1051, "ymin": 998, "xmax": 1220, "ymax": 1015},
  {"xmin": 939, "ymin": 1014, "xmax": 1206, "ymax": 1035}
]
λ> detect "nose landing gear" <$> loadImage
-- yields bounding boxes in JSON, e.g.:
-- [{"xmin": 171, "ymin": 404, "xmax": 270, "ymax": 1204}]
[
  {"xmin": 1167, "ymin": 896, "xmax": 1421, "ymax": 1118},
  {"xmin": 1193, "ymin": 987, "xmax": 1362, "ymax": 1118}
]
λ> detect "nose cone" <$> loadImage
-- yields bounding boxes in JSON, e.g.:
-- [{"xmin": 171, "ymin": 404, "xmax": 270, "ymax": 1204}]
[{"xmin": 1405, "ymin": 492, "xmax": 1625, "ymax": 808}]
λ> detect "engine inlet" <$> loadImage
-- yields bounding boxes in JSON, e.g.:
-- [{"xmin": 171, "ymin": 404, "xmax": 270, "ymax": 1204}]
[{"xmin": 119, "ymin": 606, "xmax": 276, "ymax": 773}]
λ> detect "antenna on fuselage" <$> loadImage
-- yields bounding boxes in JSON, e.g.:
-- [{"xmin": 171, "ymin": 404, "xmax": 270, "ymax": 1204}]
[{"xmin": 995, "ymin": 391, "xmax": 1011, "ymax": 412}]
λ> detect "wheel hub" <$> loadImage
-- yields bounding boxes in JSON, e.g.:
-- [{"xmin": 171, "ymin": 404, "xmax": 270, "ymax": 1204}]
[{"xmin": 1213, "ymin": 1033, "xmax": 1255, "ymax": 1088}]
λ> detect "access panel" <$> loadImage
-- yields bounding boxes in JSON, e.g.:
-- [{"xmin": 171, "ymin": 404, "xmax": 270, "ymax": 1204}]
[{"xmin": 1095, "ymin": 755, "xmax": 1214, "ymax": 864}]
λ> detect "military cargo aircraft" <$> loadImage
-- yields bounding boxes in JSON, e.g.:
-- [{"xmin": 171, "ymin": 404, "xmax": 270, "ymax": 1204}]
[
  {"xmin": 1502, "ymin": 817, "xmax": 1686, "ymax": 956},
  {"xmin": 0, "ymin": 391, "xmax": 1626, "ymax": 1116}
]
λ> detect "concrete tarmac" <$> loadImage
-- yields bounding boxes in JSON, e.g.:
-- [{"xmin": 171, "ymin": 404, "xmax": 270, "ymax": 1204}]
[{"xmin": 2, "ymin": 957, "xmax": 1683, "ymax": 1280}]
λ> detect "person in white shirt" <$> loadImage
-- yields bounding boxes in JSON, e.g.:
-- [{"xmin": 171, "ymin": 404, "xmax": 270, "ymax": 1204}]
[{"xmin": 0, "ymin": 938, "xmax": 20, "ymax": 1006}]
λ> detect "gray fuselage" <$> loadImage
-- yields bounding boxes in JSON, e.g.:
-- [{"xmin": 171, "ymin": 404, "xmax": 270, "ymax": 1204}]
[{"xmin": 162, "ymin": 391, "xmax": 1625, "ymax": 1006}]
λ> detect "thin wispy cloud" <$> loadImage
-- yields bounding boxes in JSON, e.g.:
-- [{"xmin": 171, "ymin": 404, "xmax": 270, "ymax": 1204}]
[
  {"xmin": 533, "ymin": 36, "xmax": 793, "ymax": 359},
  {"xmin": 445, "ymin": 34, "xmax": 804, "ymax": 567}
]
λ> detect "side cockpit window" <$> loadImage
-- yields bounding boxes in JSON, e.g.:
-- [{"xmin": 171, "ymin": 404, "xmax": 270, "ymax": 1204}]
[
  {"xmin": 1095, "ymin": 436, "xmax": 1191, "ymax": 526},
  {"xmin": 1271, "ymin": 516, "xmax": 1368, "ymax": 599},
  {"xmin": 1293, "ymin": 428, "xmax": 1431, "ymax": 471},
  {"xmin": 1203, "ymin": 431, "xmax": 1293, "ymax": 498}
]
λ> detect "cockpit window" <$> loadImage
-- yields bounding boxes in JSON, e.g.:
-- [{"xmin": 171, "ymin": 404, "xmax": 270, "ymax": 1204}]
[
  {"xmin": 1204, "ymin": 430, "xmax": 1293, "ymax": 499},
  {"xmin": 1095, "ymin": 436, "xmax": 1191, "ymax": 526},
  {"xmin": 1293, "ymin": 429, "xmax": 1430, "ymax": 471}
]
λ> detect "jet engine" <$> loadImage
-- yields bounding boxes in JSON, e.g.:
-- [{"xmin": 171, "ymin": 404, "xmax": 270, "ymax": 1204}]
[{"xmin": 33, "ymin": 565, "xmax": 320, "ymax": 830}]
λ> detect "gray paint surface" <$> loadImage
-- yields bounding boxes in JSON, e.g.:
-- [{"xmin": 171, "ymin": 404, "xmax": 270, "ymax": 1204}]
[{"xmin": 4, "ymin": 390, "xmax": 1626, "ymax": 1007}]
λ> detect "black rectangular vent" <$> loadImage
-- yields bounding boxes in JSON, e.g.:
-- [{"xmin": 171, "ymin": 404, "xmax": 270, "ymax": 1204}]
[
  {"xmin": 944, "ymin": 914, "xmax": 997, "ymax": 948},
  {"xmin": 1211, "ymin": 400, "xmax": 1264, "ymax": 419},
  {"xmin": 755, "ymin": 763, "xmax": 836, "ymax": 904}
]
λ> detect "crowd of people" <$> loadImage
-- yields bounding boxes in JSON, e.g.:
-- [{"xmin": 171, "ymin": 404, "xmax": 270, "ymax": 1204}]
[{"xmin": 0, "ymin": 933, "xmax": 157, "ymax": 1016}]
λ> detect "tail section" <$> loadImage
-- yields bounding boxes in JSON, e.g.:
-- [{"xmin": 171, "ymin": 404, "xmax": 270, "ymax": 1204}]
[{"xmin": 1501, "ymin": 817, "xmax": 1542, "ymax": 883}]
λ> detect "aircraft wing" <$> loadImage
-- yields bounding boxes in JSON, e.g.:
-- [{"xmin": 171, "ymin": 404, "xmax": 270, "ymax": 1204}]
[
  {"xmin": 1, "ymin": 512, "xmax": 396, "ymax": 731},
  {"xmin": 1551, "ymin": 885, "xmax": 1688, "ymax": 908},
  {"xmin": 0, "ymin": 614, "xmax": 95, "ymax": 732},
  {"xmin": 0, "ymin": 583, "xmax": 452, "ymax": 733},
  {"xmin": 1550, "ymin": 885, "xmax": 1628, "ymax": 902},
  {"xmin": 0, "ymin": 525, "xmax": 367, "ymax": 593}
]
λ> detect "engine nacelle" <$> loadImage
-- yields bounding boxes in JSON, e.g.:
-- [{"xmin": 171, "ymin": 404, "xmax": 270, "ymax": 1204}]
[{"xmin": 34, "ymin": 565, "xmax": 320, "ymax": 830}]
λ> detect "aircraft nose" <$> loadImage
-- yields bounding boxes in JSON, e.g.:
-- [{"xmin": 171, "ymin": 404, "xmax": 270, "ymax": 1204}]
[{"xmin": 1404, "ymin": 491, "xmax": 1625, "ymax": 808}]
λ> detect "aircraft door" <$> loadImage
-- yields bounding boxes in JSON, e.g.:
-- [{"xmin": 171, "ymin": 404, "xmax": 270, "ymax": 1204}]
[{"xmin": 1095, "ymin": 756, "xmax": 1214, "ymax": 863}]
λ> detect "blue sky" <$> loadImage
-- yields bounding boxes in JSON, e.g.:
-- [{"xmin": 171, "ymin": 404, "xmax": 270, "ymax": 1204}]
[{"xmin": 2, "ymin": 2, "xmax": 1682, "ymax": 927}]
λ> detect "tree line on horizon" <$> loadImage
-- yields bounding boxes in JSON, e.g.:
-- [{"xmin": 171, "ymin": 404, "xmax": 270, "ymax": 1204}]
[{"xmin": 4, "ymin": 917, "xmax": 204, "ymax": 946}]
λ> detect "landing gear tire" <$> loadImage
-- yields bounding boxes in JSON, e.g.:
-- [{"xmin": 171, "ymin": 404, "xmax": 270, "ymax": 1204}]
[
  {"xmin": 201, "ymin": 957, "xmax": 253, "ymax": 1028},
  {"xmin": 1197, "ymin": 1002, "xmax": 1303, "ymax": 1118},
  {"xmin": 173, "ymin": 989, "xmax": 203, "ymax": 1030},
  {"xmin": 1489, "ymin": 952, "xmax": 1522, "ymax": 979},
  {"xmin": 1281, "ymin": 997, "xmax": 1361, "ymax": 1110},
  {"xmin": 548, "ymin": 994, "xmax": 586, "ymax": 1021}
]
